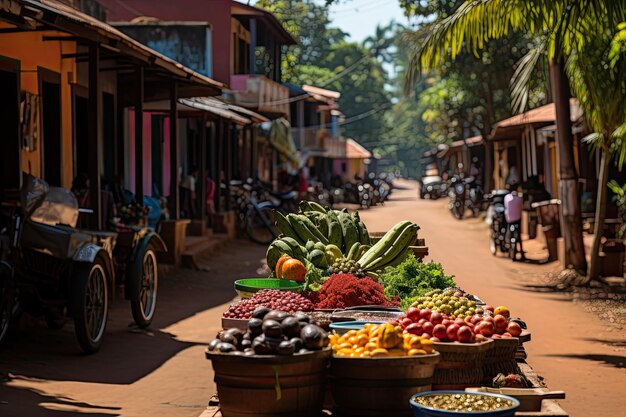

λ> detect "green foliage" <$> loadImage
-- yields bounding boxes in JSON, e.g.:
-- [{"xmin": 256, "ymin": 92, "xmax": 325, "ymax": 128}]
[
  {"xmin": 378, "ymin": 254, "xmax": 456, "ymax": 310},
  {"xmin": 607, "ymin": 180, "xmax": 626, "ymax": 239}
]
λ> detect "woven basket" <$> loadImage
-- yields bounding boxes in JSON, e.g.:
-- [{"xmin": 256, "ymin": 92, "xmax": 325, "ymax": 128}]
[
  {"xmin": 482, "ymin": 337, "xmax": 519, "ymax": 383},
  {"xmin": 432, "ymin": 339, "xmax": 493, "ymax": 389}
]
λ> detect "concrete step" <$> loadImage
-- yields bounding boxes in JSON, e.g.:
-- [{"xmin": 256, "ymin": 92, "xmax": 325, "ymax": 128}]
[{"xmin": 182, "ymin": 234, "xmax": 231, "ymax": 270}]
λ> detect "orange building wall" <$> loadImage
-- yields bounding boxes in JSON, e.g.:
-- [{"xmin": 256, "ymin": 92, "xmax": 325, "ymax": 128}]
[{"xmin": 0, "ymin": 30, "xmax": 76, "ymax": 187}]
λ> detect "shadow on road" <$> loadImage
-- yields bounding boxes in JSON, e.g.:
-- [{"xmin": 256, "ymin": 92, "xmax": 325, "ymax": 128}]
[
  {"xmin": 0, "ymin": 240, "xmax": 266, "ymax": 414},
  {"xmin": 546, "ymin": 353, "xmax": 626, "ymax": 369},
  {"xmin": 1, "ymin": 374, "xmax": 121, "ymax": 416}
]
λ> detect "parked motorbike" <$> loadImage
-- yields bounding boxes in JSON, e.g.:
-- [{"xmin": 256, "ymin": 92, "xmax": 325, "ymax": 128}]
[
  {"xmin": 448, "ymin": 175, "xmax": 466, "ymax": 219},
  {"xmin": 467, "ymin": 180, "xmax": 488, "ymax": 217},
  {"xmin": 342, "ymin": 182, "xmax": 373, "ymax": 209},
  {"xmin": 487, "ymin": 189, "xmax": 511, "ymax": 256},
  {"xmin": 230, "ymin": 178, "xmax": 297, "ymax": 245}
]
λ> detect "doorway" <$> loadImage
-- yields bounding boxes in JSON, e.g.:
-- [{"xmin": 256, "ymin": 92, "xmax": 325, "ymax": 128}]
[
  {"xmin": 38, "ymin": 67, "xmax": 62, "ymax": 186},
  {"xmin": 0, "ymin": 56, "xmax": 21, "ymax": 200},
  {"xmin": 102, "ymin": 92, "xmax": 116, "ymax": 183},
  {"xmin": 72, "ymin": 85, "xmax": 88, "ymax": 178}
]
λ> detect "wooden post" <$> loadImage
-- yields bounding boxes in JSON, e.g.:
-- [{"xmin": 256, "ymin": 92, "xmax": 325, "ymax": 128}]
[
  {"xmin": 249, "ymin": 18, "xmax": 257, "ymax": 74},
  {"xmin": 134, "ymin": 66, "xmax": 144, "ymax": 204},
  {"xmin": 215, "ymin": 119, "xmax": 223, "ymax": 212},
  {"xmin": 225, "ymin": 122, "xmax": 233, "ymax": 211},
  {"xmin": 198, "ymin": 117, "xmax": 207, "ymax": 221},
  {"xmin": 549, "ymin": 59, "xmax": 587, "ymax": 272},
  {"xmin": 88, "ymin": 42, "xmax": 101, "ymax": 229},
  {"xmin": 484, "ymin": 136, "xmax": 493, "ymax": 192},
  {"xmin": 250, "ymin": 126, "xmax": 257, "ymax": 178},
  {"xmin": 169, "ymin": 79, "xmax": 180, "ymax": 219}
]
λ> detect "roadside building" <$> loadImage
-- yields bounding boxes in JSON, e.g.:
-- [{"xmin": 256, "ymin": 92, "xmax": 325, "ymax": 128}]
[{"xmin": 0, "ymin": 0, "xmax": 229, "ymax": 265}]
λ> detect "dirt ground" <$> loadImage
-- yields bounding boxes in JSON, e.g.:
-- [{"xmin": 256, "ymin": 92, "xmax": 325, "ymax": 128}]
[
  {"xmin": 358, "ymin": 180, "xmax": 626, "ymax": 417},
  {"xmin": 0, "ymin": 241, "xmax": 266, "ymax": 417},
  {"xmin": 1, "ymin": 179, "xmax": 625, "ymax": 417}
]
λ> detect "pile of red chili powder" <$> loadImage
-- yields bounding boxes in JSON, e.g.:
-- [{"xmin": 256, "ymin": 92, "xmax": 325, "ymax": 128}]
[{"xmin": 309, "ymin": 273, "xmax": 399, "ymax": 309}]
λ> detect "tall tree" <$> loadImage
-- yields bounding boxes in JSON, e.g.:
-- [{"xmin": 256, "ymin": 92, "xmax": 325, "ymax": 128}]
[{"xmin": 404, "ymin": 0, "xmax": 626, "ymax": 274}]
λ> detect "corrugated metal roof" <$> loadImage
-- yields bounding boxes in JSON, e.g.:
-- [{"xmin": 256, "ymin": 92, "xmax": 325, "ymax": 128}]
[
  {"xmin": 494, "ymin": 98, "xmax": 581, "ymax": 128},
  {"xmin": 449, "ymin": 135, "xmax": 483, "ymax": 149},
  {"xmin": 179, "ymin": 97, "xmax": 251, "ymax": 125}
]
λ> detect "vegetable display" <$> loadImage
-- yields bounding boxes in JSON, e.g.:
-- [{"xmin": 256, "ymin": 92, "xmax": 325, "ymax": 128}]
[
  {"xmin": 378, "ymin": 255, "xmax": 456, "ymax": 310},
  {"xmin": 410, "ymin": 288, "xmax": 478, "ymax": 319},
  {"xmin": 307, "ymin": 274, "xmax": 399, "ymax": 309},
  {"xmin": 209, "ymin": 308, "xmax": 328, "ymax": 356},
  {"xmin": 266, "ymin": 203, "xmax": 418, "ymax": 276},
  {"xmin": 223, "ymin": 289, "xmax": 314, "ymax": 319},
  {"xmin": 330, "ymin": 322, "xmax": 435, "ymax": 357}
]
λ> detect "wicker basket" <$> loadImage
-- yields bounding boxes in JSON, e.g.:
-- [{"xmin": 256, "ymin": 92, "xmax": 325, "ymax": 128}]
[
  {"xmin": 482, "ymin": 337, "xmax": 519, "ymax": 383},
  {"xmin": 432, "ymin": 339, "xmax": 493, "ymax": 390}
]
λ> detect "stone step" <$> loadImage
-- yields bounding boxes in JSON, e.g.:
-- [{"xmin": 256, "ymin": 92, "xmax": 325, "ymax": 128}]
[{"xmin": 182, "ymin": 234, "xmax": 231, "ymax": 270}]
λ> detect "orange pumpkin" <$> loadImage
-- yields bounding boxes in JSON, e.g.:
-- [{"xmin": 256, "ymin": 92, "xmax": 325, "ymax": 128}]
[
  {"xmin": 281, "ymin": 259, "xmax": 307, "ymax": 282},
  {"xmin": 275, "ymin": 255, "xmax": 292, "ymax": 278}
]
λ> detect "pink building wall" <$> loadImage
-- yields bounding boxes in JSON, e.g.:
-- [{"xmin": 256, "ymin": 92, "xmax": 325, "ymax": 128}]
[{"xmin": 100, "ymin": 0, "xmax": 233, "ymax": 85}]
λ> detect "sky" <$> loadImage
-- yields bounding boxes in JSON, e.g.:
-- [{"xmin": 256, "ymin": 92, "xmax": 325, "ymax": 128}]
[{"xmin": 322, "ymin": 0, "xmax": 408, "ymax": 42}]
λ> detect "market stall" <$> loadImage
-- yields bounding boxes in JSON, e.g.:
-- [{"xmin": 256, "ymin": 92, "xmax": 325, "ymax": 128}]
[{"xmin": 204, "ymin": 201, "xmax": 568, "ymax": 417}]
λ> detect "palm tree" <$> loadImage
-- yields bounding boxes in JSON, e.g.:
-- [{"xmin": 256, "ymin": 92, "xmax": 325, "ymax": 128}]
[
  {"xmin": 566, "ymin": 21, "xmax": 626, "ymax": 280},
  {"xmin": 406, "ymin": 0, "xmax": 626, "ymax": 275}
]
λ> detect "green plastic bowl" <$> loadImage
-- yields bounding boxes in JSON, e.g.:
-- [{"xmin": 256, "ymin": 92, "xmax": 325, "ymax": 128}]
[{"xmin": 234, "ymin": 278, "xmax": 305, "ymax": 298}]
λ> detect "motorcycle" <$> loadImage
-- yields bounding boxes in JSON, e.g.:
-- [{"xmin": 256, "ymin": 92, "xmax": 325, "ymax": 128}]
[
  {"xmin": 467, "ymin": 180, "xmax": 488, "ymax": 217},
  {"xmin": 487, "ymin": 189, "xmax": 511, "ymax": 256},
  {"xmin": 448, "ymin": 175, "xmax": 466, "ymax": 219}
]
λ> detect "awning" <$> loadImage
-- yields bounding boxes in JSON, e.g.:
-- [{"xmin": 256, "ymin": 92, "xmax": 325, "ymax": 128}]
[
  {"xmin": 346, "ymin": 138, "xmax": 371, "ymax": 159},
  {"xmin": 16, "ymin": 0, "xmax": 225, "ymax": 95},
  {"xmin": 449, "ymin": 135, "xmax": 484, "ymax": 149},
  {"xmin": 179, "ymin": 97, "xmax": 252, "ymax": 125},
  {"xmin": 490, "ymin": 98, "xmax": 582, "ymax": 142}
]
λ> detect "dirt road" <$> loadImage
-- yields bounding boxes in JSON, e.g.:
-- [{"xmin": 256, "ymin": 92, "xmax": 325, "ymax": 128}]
[
  {"xmin": 0, "ymin": 241, "xmax": 266, "ymax": 417},
  {"xmin": 358, "ymin": 180, "xmax": 626, "ymax": 417},
  {"xmin": 1, "ymin": 180, "xmax": 624, "ymax": 417}
]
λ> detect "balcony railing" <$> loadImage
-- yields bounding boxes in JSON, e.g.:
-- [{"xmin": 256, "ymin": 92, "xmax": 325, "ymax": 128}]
[
  {"xmin": 226, "ymin": 74, "xmax": 290, "ymax": 117},
  {"xmin": 291, "ymin": 127, "xmax": 346, "ymax": 158}
]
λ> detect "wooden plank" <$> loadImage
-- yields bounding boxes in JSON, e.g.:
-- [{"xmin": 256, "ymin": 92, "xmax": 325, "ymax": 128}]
[
  {"xmin": 88, "ymin": 43, "xmax": 102, "ymax": 229},
  {"xmin": 169, "ymin": 79, "xmax": 180, "ymax": 218}
]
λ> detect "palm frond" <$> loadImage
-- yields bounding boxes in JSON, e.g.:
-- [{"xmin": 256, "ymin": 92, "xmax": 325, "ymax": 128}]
[{"xmin": 510, "ymin": 38, "xmax": 546, "ymax": 114}]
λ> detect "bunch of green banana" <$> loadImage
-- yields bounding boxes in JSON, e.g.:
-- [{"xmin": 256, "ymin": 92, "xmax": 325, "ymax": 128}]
[
  {"xmin": 298, "ymin": 202, "xmax": 371, "ymax": 254},
  {"xmin": 266, "ymin": 235, "xmax": 330, "ymax": 271},
  {"xmin": 357, "ymin": 221, "xmax": 419, "ymax": 272}
]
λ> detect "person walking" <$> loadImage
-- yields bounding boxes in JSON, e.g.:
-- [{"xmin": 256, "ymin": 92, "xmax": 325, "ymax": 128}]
[{"xmin": 504, "ymin": 189, "xmax": 525, "ymax": 261}]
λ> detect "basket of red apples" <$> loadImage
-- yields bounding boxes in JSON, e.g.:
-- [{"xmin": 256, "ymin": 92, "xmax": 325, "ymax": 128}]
[{"xmin": 398, "ymin": 307, "xmax": 494, "ymax": 389}]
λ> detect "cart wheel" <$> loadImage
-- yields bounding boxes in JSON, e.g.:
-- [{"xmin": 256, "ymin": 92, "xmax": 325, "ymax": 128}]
[
  {"xmin": 131, "ymin": 245, "xmax": 158, "ymax": 328},
  {"xmin": 72, "ymin": 257, "xmax": 108, "ymax": 354},
  {"xmin": 0, "ymin": 261, "xmax": 14, "ymax": 344}
]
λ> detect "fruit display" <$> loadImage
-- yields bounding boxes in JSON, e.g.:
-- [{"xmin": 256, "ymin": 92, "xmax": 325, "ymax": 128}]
[
  {"xmin": 275, "ymin": 256, "xmax": 307, "ymax": 282},
  {"xmin": 209, "ymin": 308, "xmax": 329, "ymax": 355},
  {"xmin": 329, "ymin": 323, "xmax": 436, "ymax": 358},
  {"xmin": 411, "ymin": 392, "xmax": 517, "ymax": 412},
  {"xmin": 222, "ymin": 290, "xmax": 314, "ymax": 319},
  {"xmin": 307, "ymin": 273, "xmax": 399, "ymax": 309},
  {"xmin": 266, "ymin": 203, "xmax": 418, "ymax": 275},
  {"xmin": 410, "ymin": 289, "xmax": 479, "ymax": 319},
  {"xmin": 399, "ymin": 307, "xmax": 480, "ymax": 343}
]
